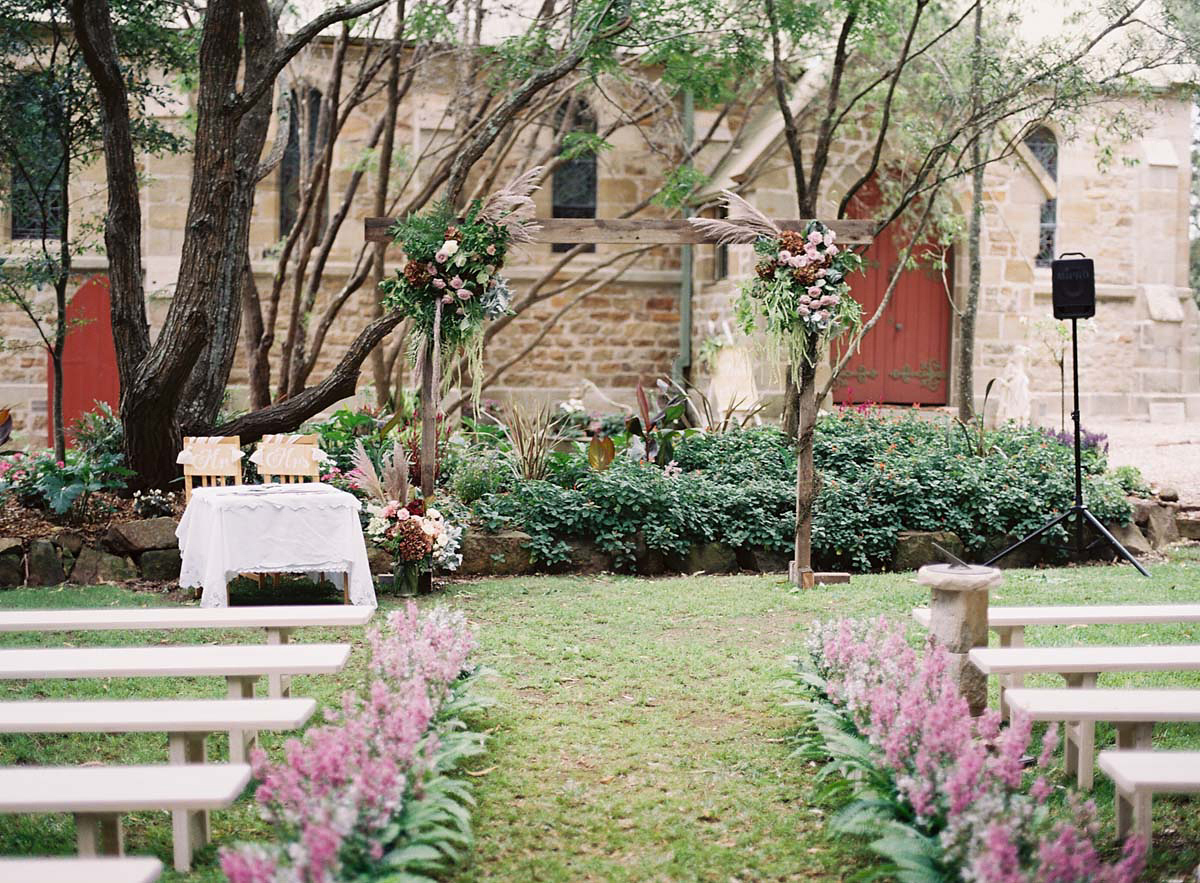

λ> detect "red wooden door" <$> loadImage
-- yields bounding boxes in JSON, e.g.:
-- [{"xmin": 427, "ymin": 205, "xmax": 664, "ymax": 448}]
[
  {"xmin": 833, "ymin": 197, "xmax": 951, "ymax": 405},
  {"xmin": 47, "ymin": 275, "xmax": 120, "ymax": 445}
]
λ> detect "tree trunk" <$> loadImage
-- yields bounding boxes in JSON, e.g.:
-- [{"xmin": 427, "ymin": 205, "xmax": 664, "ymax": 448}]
[
  {"xmin": 791, "ymin": 357, "xmax": 818, "ymax": 585},
  {"xmin": 370, "ymin": 1, "xmax": 404, "ymax": 407},
  {"xmin": 240, "ymin": 257, "xmax": 273, "ymax": 409},
  {"xmin": 957, "ymin": 1, "xmax": 985, "ymax": 423}
]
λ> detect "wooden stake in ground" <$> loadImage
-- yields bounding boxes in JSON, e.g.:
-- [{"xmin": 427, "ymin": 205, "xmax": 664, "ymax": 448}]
[{"xmin": 793, "ymin": 359, "xmax": 818, "ymax": 589}]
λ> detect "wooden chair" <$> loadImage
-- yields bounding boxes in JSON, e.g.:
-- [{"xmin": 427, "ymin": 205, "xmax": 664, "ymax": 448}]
[
  {"xmin": 250, "ymin": 434, "xmax": 324, "ymax": 484},
  {"xmin": 180, "ymin": 436, "xmax": 242, "ymax": 502}
]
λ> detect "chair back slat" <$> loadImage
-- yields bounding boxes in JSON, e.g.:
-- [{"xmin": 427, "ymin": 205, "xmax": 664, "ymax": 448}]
[{"xmin": 182, "ymin": 436, "xmax": 242, "ymax": 502}]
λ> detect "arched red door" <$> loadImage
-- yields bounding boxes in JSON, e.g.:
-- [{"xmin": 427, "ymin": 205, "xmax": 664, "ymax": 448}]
[
  {"xmin": 833, "ymin": 191, "xmax": 952, "ymax": 405},
  {"xmin": 46, "ymin": 275, "xmax": 120, "ymax": 445}
]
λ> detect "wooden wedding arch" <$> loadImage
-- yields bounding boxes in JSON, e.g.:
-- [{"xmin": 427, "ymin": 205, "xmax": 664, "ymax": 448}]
[{"xmin": 364, "ymin": 214, "xmax": 876, "ymax": 587}]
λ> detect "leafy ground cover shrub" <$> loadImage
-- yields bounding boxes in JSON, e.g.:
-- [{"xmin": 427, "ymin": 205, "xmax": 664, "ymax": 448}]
[
  {"xmin": 795, "ymin": 617, "xmax": 1145, "ymax": 882},
  {"xmin": 220, "ymin": 603, "xmax": 487, "ymax": 883},
  {"xmin": 0, "ymin": 448, "xmax": 130, "ymax": 522},
  {"xmin": 465, "ymin": 410, "xmax": 1132, "ymax": 572}
]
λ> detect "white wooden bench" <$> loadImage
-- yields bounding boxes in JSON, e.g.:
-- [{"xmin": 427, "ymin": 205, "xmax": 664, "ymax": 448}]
[
  {"xmin": 0, "ymin": 697, "xmax": 315, "ymax": 861},
  {"xmin": 0, "ymin": 764, "xmax": 250, "ymax": 872},
  {"xmin": 915, "ymin": 604, "xmax": 1200, "ymax": 713},
  {"xmin": 0, "ymin": 605, "xmax": 373, "ymax": 698},
  {"xmin": 969, "ymin": 644, "xmax": 1200, "ymax": 789},
  {"xmin": 0, "ymin": 856, "xmax": 163, "ymax": 883},
  {"xmin": 1005, "ymin": 688, "xmax": 1200, "ymax": 790},
  {"xmin": 0, "ymin": 644, "xmax": 349, "ymax": 761},
  {"xmin": 1097, "ymin": 750, "xmax": 1200, "ymax": 848}
]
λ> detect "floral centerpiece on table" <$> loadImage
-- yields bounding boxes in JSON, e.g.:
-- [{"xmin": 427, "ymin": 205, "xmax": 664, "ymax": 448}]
[
  {"xmin": 690, "ymin": 191, "xmax": 864, "ymax": 373},
  {"xmin": 379, "ymin": 168, "xmax": 542, "ymax": 399},
  {"xmin": 350, "ymin": 440, "xmax": 462, "ymax": 594}
]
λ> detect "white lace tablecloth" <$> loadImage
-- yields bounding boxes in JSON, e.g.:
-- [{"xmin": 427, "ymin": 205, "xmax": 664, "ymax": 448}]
[{"xmin": 176, "ymin": 483, "xmax": 377, "ymax": 608}]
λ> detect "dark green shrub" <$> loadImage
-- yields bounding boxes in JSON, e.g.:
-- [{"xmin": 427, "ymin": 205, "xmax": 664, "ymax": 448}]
[{"xmin": 473, "ymin": 409, "xmax": 1133, "ymax": 573}]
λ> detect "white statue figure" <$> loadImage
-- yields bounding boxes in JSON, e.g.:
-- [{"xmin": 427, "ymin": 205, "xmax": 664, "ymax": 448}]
[{"xmin": 993, "ymin": 344, "xmax": 1032, "ymax": 426}]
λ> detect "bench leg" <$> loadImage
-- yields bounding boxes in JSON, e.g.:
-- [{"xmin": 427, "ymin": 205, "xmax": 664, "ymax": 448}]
[
  {"xmin": 1115, "ymin": 722, "xmax": 1154, "ymax": 751},
  {"xmin": 168, "ymin": 732, "xmax": 210, "ymax": 872},
  {"xmin": 996, "ymin": 627, "xmax": 1025, "ymax": 721},
  {"xmin": 266, "ymin": 627, "xmax": 293, "ymax": 698},
  {"xmin": 1115, "ymin": 787, "xmax": 1153, "ymax": 850},
  {"xmin": 226, "ymin": 675, "xmax": 259, "ymax": 763},
  {"xmin": 343, "ymin": 571, "xmax": 350, "ymax": 605},
  {"xmin": 1062, "ymin": 672, "xmax": 1097, "ymax": 790},
  {"xmin": 76, "ymin": 812, "xmax": 123, "ymax": 858}
]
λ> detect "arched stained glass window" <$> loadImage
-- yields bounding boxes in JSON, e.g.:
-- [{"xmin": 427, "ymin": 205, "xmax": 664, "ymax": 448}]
[
  {"xmin": 551, "ymin": 97, "xmax": 597, "ymax": 253},
  {"xmin": 280, "ymin": 87, "xmax": 326, "ymax": 238},
  {"xmin": 1024, "ymin": 126, "xmax": 1058, "ymax": 266}
]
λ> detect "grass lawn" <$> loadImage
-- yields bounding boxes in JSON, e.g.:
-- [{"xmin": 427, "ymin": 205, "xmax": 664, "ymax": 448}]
[{"xmin": 0, "ymin": 548, "xmax": 1198, "ymax": 881}]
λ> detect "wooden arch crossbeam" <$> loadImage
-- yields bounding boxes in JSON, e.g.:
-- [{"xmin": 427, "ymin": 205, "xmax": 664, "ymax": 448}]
[{"xmin": 364, "ymin": 217, "xmax": 876, "ymax": 246}]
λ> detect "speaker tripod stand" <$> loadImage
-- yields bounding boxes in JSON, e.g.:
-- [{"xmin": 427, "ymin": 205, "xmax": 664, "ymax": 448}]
[{"xmin": 983, "ymin": 318, "xmax": 1149, "ymax": 576}]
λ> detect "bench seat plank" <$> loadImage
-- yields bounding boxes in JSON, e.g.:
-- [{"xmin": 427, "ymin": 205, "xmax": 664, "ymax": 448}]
[
  {"xmin": 914, "ymin": 603, "xmax": 1200, "ymax": 629},
  {"xmin": 1098, "ymin": 750, "xmax": 1200, "ymax": 847},
  {"xmin": 0, "ymin": 857, "xmax": 162, "ymax": 883},
  {"xmin": 1098, "ymin": 750, "xmax": 1200, "ymax": 794},
  {"xmin": 0, "ymin": 763, "xmax": 250, "ymax": 813},
  {"xmin": 0, "ymin": 697, "xmax": 316, "ymax": 733},
  {"xmin": 1004, "ymin": 688, "xmax": 1200, "ymax": 722},
  {"xmin": 0, "ymin": 605, "xmax": 373, "ymax": 633},
  {"xmin": 969, "ymin": 644, "xmax": 1200, "ymax": 675},
  {"xmin": 0, "ymin": 643, "xmax": 351, "ymax": 680}
]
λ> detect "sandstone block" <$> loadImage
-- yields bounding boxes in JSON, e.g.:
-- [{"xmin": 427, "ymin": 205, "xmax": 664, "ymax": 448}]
[
  {"xmin": 71, "ymin": 547, "xmax": 138, "ymax": 584},
  {"xmin": 104, "ymin": 517, "xmax": 180, "ymax": 554},
  {"xmin": 459, "ymin": 530, "xmax": 534, "ymax": 576},
  {"xmin": 0, "ymin": 555, "xmax": 23, "ymax": 587},
  {"xmin": 736, "ymin": 547, "xmax": 790, "ymax": 573},
  {"xmin": 26, "ymin": 539, "xmax": 64, "ymax": 586},
  {"xmin": 0, "ymin": 538, "xmax": 22, "ymax": 557},
  {"xmin": 139, "ymin": 549, "xmax": 182, "ymax": 581},
  {"xmin": 892, "ymin": 530, "xmax": 965, "ymax": 572},
  {"xmin": 946, "ymin": 652, "xmax": 989, "ymax": 717},
  {"xmin": 1178, "ymin": 516, "xmax": 1200, "ymax": 541},
  {"xmin": 1109, "ymin": 522, "xmax": 1152, "ymax": 557},
  {"xmin": 53, "ymin": 531, "xmax": 84, "ymax": 556},
  {"xmin": 565, "ymin": 539, "xmax": 613, "ymax": 574},
  {"xmin": 667, "ymin": 541, "xmax": 737, "ymax": 575},
  {"xmin": 1142, "ymin": 504, "xmax": 1180, "ymax": 549}
]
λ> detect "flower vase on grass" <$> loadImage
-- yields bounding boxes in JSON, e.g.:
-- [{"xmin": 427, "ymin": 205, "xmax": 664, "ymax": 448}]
[{"xmin": 351, "ymin": 440, "xmax": 462, "ymax": 594}]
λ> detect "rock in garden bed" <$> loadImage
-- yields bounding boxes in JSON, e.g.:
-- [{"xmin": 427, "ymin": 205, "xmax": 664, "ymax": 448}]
[
  {"xmin": 70, "ymin": 547, "xmax": 138, "ymax": 584},
  {"xmin": 104, "ymin": 517, "xmax": 180, "ymax": 554},
  {"xmin": 459, "ymin": 529, "xmax": 534, "ymax": 576}
]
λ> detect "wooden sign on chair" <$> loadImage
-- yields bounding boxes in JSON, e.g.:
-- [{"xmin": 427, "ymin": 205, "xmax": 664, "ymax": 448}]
[
  {"xmin": 179, "ymin": 437, "xmax": 243, "ymax": 502},
  {"xmin": 250, "ymin": 434, "xmax": 325, "ymax": 484}
]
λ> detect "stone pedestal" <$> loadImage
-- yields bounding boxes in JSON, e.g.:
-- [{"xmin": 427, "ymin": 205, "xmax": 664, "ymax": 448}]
[{"xmin": 917, "ymin": 564, "xmax": 1003, "ymax": 716}]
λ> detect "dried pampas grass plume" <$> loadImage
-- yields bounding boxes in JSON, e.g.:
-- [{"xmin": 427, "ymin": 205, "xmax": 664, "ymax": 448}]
[
  {"xmin": 688, "ymin": 190, "xmax": 782, "ymax": 245},
  {"xmin": 479, "ymin": 166, "xmax": 544, "ymax": 243}
]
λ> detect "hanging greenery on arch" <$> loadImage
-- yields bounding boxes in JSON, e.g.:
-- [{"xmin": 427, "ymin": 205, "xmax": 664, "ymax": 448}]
[{"xmin": 690, "ymin": 191, "xmax": 865, "ymax": 380}]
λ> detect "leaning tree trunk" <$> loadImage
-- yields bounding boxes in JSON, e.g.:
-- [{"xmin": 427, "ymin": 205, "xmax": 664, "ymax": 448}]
[{"xmin": 177, "ymin": 0, "xmax": 277, "ymax": 435}]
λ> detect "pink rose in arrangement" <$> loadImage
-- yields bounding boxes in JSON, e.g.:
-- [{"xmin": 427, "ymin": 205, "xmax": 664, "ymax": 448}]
[
  {"xmin": 432, "ymin": 278, "xmax": 446, "ymax": 290},
  {"xmin": 450, "ymin": 275, "xmax": 463, "ymax": 288},
  {"xmin": 457, "ymin": 288, "xmax": 472, "ymax": 300},
  {"xmin": 485, "ymin": 243, "xmax": 497, "ymax": 256},
  {"xmin": 434, "ymin": 251, "xmax": 447, "ymax": 263},
  {"xmin": 808, "ymin": 230, "xmax": 823, "ymax": 244},
  {"xmin": 441, "ymin": 294, "xmax": 454, "ymax": 305}
]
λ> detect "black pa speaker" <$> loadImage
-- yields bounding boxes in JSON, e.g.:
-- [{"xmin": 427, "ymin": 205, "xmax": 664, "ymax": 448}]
[{"xmin": 1051, "ymin": 254, "xmax": 1095, "ymax": 320}]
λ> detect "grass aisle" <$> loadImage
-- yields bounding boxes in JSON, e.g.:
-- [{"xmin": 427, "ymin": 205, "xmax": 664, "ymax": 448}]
[{"xmin": 0, "ymin": 550, "xmax": 1197, "ymax": 880}]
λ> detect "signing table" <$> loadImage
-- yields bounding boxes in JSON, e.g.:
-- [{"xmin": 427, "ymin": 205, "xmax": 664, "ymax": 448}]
[{"xmin": 176, "ymin": 483, "xmax": 376, "ymax": 608}]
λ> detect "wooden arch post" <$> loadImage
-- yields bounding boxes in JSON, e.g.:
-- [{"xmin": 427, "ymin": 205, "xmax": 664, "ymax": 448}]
[{"xmin": 365, "ymin": 215, "xmax": 875, "ymax": 587}]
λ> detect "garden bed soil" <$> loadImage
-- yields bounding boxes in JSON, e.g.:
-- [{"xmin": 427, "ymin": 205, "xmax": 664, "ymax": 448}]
[{"xmin": 0, "ymin": 493, "xmax": 181, "ymax": 547}]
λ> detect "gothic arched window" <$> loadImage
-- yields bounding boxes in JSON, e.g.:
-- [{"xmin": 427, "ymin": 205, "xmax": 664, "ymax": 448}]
[
  {"xmin": 1024, "ymin": 126, "xmax": 1057, "ymax": 267},
  {"xmin": 5, "ymin": 72, "xmax": 65, "ymax": 241},
  {"xmin": 279, "ymin": 87, "xmax": 326, "ymax": 238},
  {"xmin": 551, "ymin": 97, "xmax": 597, "ymax": 253}
]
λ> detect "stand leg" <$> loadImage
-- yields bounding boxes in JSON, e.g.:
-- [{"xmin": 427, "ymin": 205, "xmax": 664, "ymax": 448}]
[
  {"xmin": 984, "ymin": 510, "xmax": 1072, "ymax": 567},
  {"xmin": 1080, "ymin": 507, "xmax": 1150, "ymax": 577}
]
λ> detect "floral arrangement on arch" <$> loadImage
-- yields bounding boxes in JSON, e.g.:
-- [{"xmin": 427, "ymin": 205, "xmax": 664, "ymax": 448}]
[
  {"xmin": 379, "ymin": 168, "xmax": 543, "ymax": 396},
  {"xmin": 690, "ymin": 191, "xmax": 864, "ymax": 373},
  {"xmin": 350, "ymin": 440, "xmax": 462, "ymax": 573}
]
